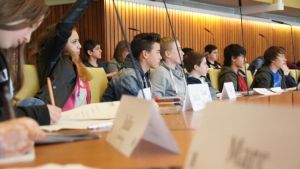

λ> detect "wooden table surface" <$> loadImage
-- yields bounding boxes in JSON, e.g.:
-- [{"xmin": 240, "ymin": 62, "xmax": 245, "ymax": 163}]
[
  {"xmin": 2, "ymin": 130, "xmax": 193, "ymax": 169},
  {"xmin": 3, "ymin": 90, "xmax": 300, "ymax": 168}
]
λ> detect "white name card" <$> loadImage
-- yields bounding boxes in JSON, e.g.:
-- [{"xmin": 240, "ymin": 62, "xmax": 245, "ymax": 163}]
[
  {"xmin": 106, "ymin": 95, "xmax": 180, "ymax": 157},
  {"xmin": 221, "ymin": 82, "xmax": 237, "ymax": 100},
  {"xmin": 184, "ymin": 102, "xmax": 300, "ymax": 169},
  {"xmin": 137, "ymin": 87, "xmax": 152, "ymax": 100},
  {"xmin": 182, "ymin": 84, "xmax": 212, "ymax": 112}
]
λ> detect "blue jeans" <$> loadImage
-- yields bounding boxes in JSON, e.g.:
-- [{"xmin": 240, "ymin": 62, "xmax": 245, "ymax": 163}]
[{"xmin": 18, "ymin": 97, "xmax": 45, "ymax": 107}]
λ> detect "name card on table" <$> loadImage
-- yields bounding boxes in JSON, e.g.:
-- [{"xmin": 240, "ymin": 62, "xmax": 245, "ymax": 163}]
[
  {"xmin": 138, "ymin": 87, "xmax": 152, "ymax": 100},
  {"xmin": 182, "ymin": 84, "xmax": 212, "ymax": 112},
  {"xmin": 106, "ymin": 95, "xmax": 180, "ymax": 157},
  {"xmin": 184, "ymin": 102, "xmax": 300, "ymax": 169},
  {"xmin": 221, "ymin": 82, "xmax": 236, "ymax": 100}
]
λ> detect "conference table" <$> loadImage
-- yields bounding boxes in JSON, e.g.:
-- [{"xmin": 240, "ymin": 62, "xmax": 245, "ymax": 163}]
[{"xmin": 2, "ymin": 91, "xmax": 299, "ymax": 169}]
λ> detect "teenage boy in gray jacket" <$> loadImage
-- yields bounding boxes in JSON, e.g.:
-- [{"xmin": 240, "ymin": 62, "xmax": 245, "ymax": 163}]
[{"xmin": 151, "ymin": 37, "xmax": 186, "ymax": 98}]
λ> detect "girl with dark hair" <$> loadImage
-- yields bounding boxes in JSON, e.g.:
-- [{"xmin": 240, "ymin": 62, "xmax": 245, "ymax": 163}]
[
  {"xmin": 107, "ymin": 40, "xmax": 129, "ymax": 73},
  {"xmin": 33, "ymin": 0, "xmax": 94, "ymax": 112},
  {"xmin": 0, "ymin": 0, "xmax": 48, "ymax": 157}
]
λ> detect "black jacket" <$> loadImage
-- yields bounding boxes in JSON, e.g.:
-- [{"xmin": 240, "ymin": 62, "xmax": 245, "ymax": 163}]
[
  {"xmin": 251, "ymin": 66, "xmax": 287, "ymax": 89},
  {"xmin": 35, "ymin": 0, "xmax": 93, "ymax": 108},
  {"xmin": 0, "ymin": 52, "xmax": 50, "ymax": 125}
]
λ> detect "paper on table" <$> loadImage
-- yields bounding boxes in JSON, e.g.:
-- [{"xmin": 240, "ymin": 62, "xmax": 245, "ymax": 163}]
[
  {"xmin": 0, "ymin": 149, "xmax": 35, "ymax": 165},
  {"xmin": 40, "ymin": 120, "xmax": 113, "ymax": 132},
  {"xmin": 61, "ymin": 101, "xmax": 120, "ymax": 120},
  {"xmin": 270, "ymin": 87, "xmax": 284, "ymax": 93},
  {"xmin": 253, "ymin": 88, "xmax": 279, "ymax": 96}
]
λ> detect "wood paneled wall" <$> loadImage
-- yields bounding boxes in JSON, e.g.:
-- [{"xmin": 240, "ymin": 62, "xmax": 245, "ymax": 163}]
[
  {"xmin": 104, "ymin": 0, "xmax": 300, "ymax": 64},
  {"xmin": 26, "ymin": 1, "xmax": 105, "ymax": 63}
]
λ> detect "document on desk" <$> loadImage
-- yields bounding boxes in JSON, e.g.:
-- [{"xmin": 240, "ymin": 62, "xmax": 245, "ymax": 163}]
[
  {"xmin": 270, "ymin": 87, "xmax": 284, "ymax": 93},
  {"xmin": 0, "ymin": 149, "xmax": 35, "ymax": 165},
  {"xmin": 61, "ymin": 101, "xmax": 120, "ymax": 120},
  {"xmin": 184, "ymin": 102, "xmax": 300, "ymax": 169},
  {"xmin": 253, "ymin": 88, "xmax": 279, "ymax": 96},
  {"xmin": 40, "ymin": 102, "xmax": 119, "ymax": 131},
  {"xmin": 107, "ymin": 95, "xmax": 180, "ymax": 157}
]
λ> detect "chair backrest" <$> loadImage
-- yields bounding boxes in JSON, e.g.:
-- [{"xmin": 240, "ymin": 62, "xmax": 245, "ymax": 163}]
[
  {"xmin": 87, "ymin": 67, "xmax": 108, "ymax": 103},
  {"xmin": 208, "ymin": 69, "xmax": 221, "ymax": 92},
  {"xmin": 14, "ymin": 65, "xmax": 40, "ymax": 102},
  {"xmin": 289, "ymin": 69, "xmax": 300, "ymax": 84},
  {"xmin": 246, "ymin": 70, "xmax": 253, "ymax": 88}
]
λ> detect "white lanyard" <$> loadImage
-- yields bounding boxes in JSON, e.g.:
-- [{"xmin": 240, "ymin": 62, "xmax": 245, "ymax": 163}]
[{"xmin": 169, "ymin": 70, "xmax": 178, "ymax": 94}]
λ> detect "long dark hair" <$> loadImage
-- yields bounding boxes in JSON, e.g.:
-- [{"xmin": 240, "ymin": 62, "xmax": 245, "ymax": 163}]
[
  {"xmin": 113, "ymin": 40, "xmax": 127, "ymax": 63},
  {"xmin": 0, "ymin": 0, "xmax": 48, "ymax": 92}
]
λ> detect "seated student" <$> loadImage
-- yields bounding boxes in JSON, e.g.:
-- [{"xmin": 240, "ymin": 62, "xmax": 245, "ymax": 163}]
[
  {"xmin": 184, "ymin": 51, "xmax": 217, "ymax": 99},
  {"xmin": 107, "ymin": 40, "xmax": 128, "ymax": 73},
  {"xmin": 101, "ymin": 33, "xmax": 161, "ymax": 102},
  {"xmin": 151, "ymin": 37, "xmax": 186, "ymax": 98},
  {"xmin": 249, "ymin": 54, "xmax": 296, "ymax": 88},
  {"xmin": 204, "ymin": 44, "xmax": 222, "ymax": 69},
  {"xmin": 34, "ymin": 0, "xmax": 94, "ymax": 112},
  {"xmin": 182, "ymin": 47, "xmax": 194, "ymax": 60},
  {"xmin": 0, "ymin": 118, "xmax": 44, "ymax": 158},
  {"xmin": 82, "ymin": 39, "xmax": 117, "ymax": 78},
  {"xmin": 251, "ymin": 46, "xmax": 289, "ymax": 89},
  {"xmin": 82, "ymin": 40, "xmax": 107, "ymax": 71},
  {"xmin": 218, "ymin": 44, "xmax": 247, "ymax": 92},
  {"xmin": 0, "ymin": 0, "xmax": 61, "ymax": 125}
]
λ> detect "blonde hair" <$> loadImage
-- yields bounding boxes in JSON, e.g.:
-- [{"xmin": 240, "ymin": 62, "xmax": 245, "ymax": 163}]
[{"xmin": 160, "ymin": 36, "xmax": 176, "ymax": 60}]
